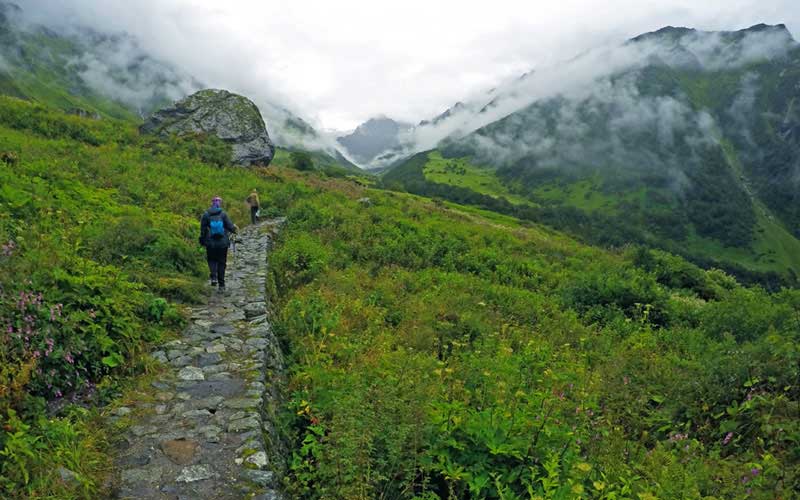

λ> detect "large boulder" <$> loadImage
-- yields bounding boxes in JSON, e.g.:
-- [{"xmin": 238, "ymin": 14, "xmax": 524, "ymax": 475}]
[{"xmin": 141, "ymin": 89, "xmax": 275, "ymax": 166}]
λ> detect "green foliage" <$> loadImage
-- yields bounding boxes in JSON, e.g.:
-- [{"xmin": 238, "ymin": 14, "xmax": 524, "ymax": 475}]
[
  {"xmin": 290, "ymin": 151, "xmax": 315, "ymax": 171},
  {"xmin": 141, "ymin": 133, "xmax": 232, "ymax": 168},
  {"xmin": 0, "ymin": 95, "xmax": 336, "ymax": 497},
  {"xmin": 270, "ymin": 234, "xmax": 330, "ymax": 290},
  {"xmin": 0, "ymin": 407, "xmax": 107, "ymax": 499},
  {"xmin": 384, "ymin": 149, "xmax": 800, "ymax": 288},
  {"xmin": 270, "ymin": 179, "xmax": 800, "ymax": 498}
]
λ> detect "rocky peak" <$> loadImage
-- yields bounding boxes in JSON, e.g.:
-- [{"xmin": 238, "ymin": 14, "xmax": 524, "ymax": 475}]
[
  {"xmin": 141, "ymin": 89, "xmax": 275, "ymax": 167},
  {"xmin": 630, "ymin": 26, "xmax": 696, "ymax": 44},
  {"xmin": 631, "ymin": 23, "xmax": 796, "ymax": 45},
  {"xmin": 337, "ymin": 116, "xmax": 411, "ymax": 165}
]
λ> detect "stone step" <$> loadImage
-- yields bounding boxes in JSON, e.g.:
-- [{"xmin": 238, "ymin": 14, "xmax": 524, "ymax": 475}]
[{"xmin": 111, "ymin": 220, "xmax": 286, "ymax": 500}]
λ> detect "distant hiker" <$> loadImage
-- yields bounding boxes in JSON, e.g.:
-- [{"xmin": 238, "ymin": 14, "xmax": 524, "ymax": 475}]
[
  {"xmin": 246, "ymin": 188, "xmax": 260, "ymax": 224},
  {"xmin": 199, "ymin": 196, "xmax": 237, "ymax": 292}
]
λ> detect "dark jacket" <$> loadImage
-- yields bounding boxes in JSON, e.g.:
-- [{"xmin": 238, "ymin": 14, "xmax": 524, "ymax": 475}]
[{"xmin": 199, "ymin": 207, "xmax": 236, "ymax": 249}]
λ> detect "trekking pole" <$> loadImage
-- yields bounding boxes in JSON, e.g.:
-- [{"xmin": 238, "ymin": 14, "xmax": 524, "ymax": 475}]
[{"xmin": 232, "ymin": 233, "xmax": 237, "ymax": 268}]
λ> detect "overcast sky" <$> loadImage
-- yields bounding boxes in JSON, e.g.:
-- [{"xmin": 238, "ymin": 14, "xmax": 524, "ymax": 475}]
[{"xmin": 23, "ymin": 0, "xmax": 800, "ymax": 131}]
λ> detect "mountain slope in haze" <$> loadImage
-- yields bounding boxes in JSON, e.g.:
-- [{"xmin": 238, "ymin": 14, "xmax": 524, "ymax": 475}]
[
  {"xmin": 336, "ymin": 116, "xmax": 412, "ymax": 165},
  {"xmin": 386, "ymin": 24, "xmax": 800, "ymax": 282},
  {"xmin": 0, "ymin": 2, "xmax": 200, "ymax": 119},
  {"xmin": 0, "ymin": 2, "xmax": 359, "ymax": 170}
]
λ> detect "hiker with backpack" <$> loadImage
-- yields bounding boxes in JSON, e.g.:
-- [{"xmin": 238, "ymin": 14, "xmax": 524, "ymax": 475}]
[
  {"xmin": 199, "ymin": 196, "xmax": 238, "ymax": 292},
  {"xmin": 246, "ymin": 188, "xmax": 260, "ymax": 224}
]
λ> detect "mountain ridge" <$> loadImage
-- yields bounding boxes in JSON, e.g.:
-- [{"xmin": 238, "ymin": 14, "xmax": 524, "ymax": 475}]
[
  {"xmin": 336, "ymin": 116, "xmax": 412, "ymax": 165},
  {"xmin": 381, "ymin": 22, "xmax": 800, "ymax": 284}
]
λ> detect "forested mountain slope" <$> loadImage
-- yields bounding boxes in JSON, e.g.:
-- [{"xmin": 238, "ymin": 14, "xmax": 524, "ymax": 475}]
[{"xmin": 385, "ymin": 25, "xmax": 800, "ymax": 285}]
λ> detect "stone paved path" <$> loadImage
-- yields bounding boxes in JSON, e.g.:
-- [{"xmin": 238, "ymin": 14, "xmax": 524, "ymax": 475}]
[{"xmin": 110, "ymin": 220, "xmax": 286, "ymax": 500}]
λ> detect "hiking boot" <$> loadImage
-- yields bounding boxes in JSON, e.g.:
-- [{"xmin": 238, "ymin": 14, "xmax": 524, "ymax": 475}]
[
  {"xmin": 218, "ymin": 285, "xmax": 226, "ymax": 294},
  {"xmin": 210, "ymin": 279, "xmax": 218, "ymax": 287}
]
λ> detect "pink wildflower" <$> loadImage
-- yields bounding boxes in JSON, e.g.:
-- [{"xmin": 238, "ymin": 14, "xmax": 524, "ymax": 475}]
[{"xmin": 722, "ymin": 432, "xmax": 734, "ymax": 445}]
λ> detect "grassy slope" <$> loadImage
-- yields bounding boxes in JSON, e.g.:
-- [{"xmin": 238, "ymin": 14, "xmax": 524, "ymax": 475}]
[
  {"xmin": 531, "ymin": 175, "xmax": 647, "ymax": 215},
  {"xmin": 271, "ymin": 147, "xmax": 366, "ymax": 177},
  {"xmin": 388, "ymin": 143, "xmax": 800, "ymax": 280},
  {"xmin": 678, "ymin": 138, "xmax": 800, "ymax": 275},
  {"xmin": 0, "ymin": 95, "xmax": 797, "ymax": 498},
  {"xmin": 380, "ymin": 50, "xmax": 800, "ymax": 281},
  {"xmin": 0, "ymin": 27, "xmax": 139, "ymax": 120},
  {"xmin": 422, "ymin": 151, "xmax": 531, "ymax": 205},
  {"xmin": 0, "ymin": 96, "xmax": 323, "ymax": 498},
  {"xmin": 271, "ymin": 167, "xmax": 800, "ymax": 499}
]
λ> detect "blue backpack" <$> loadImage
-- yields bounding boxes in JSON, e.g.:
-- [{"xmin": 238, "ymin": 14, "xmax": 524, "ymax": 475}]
[{"xmin": 209, "ymin": 214, "xmax": 225, "ymax": 239}]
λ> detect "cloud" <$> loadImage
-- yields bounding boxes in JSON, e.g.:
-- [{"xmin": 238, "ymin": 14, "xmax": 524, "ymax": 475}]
[
  {"xmin": 64, "ymin": 32, "xmax": 201, "ymax": 117},
  {"xmin": 373, "ymin": 24, "xmax": 796, "ymax": 170},
  {"xmin": 17, "ymin": 0, "xmax": 800, "ymax": 133}
]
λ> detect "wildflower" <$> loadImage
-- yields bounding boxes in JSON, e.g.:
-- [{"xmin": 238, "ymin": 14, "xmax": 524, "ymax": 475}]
[
  {"xmin": 669, "ymin": 432, "xmax": 688, "ymax": 442},
  {"xmin": 722, "ymin": 432, "xmax": 734, "ymax": 445},
  {"xmin": 1, "ymin": 240, "xmax": 15, "ymax": 256},
  {"xmin": 750, "ymin": 468, "xmax": 760, "ymax": 477}
]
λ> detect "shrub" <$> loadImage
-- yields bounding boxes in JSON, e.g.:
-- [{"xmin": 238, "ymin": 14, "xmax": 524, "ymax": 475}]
[
  {"xmin": 270, "ymin": 234, "xmax": 330, "ymax": 291},
  {"xmin": 290, "ymin": 151, "xmax": 315, "ymax": 171}
]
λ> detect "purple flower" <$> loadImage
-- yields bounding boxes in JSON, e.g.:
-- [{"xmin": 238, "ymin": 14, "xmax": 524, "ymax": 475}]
[{"xmin": 751, "ymin": 468, "xmax": 760, "ymax": 476}]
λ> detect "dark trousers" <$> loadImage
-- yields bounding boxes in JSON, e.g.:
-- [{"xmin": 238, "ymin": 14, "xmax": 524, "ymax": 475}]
[
  {"xmin": 250, "ymin": 205, "xmax": 259, "ymax": 224},
  {"xmin": 206, "ymin": 247, "xmax": 228, "ymax": 286}
]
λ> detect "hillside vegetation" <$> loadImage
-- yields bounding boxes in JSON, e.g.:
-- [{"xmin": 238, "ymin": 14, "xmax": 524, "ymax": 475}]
[
  {"xmin": 0, "ymin": 95, "xmax": 312, "ymax": 497},
  {"xmin": 0, "ymin": 2, "xmax": 191, "ymax": 120},
  {"xmin": 383, "ymin": 26, "xmax": 800, "ymax": 287},
  {"xmin": 0, "ymin": 23, "xmax": 800, "ymax": 500},
  {"xmin": 269, "ymin": 173, "xmax": 800, "ymax": 496},
  {"xmin": 0, "ymin": 50, "xmax": 797, "ymax": 500}
]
